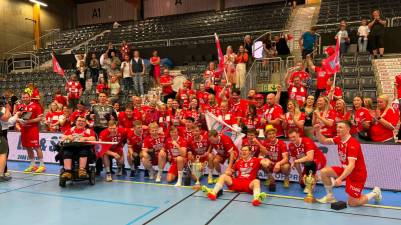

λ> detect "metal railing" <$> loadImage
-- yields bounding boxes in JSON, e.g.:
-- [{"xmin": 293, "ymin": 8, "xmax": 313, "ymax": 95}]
[
  {"xmin": 4, "ymin": 29, "xmax": 60, "ymax": 55},
  {"xmin": 4, "ymin": 52, "xmax": 40, "ymax": 72},
  {"xmin": 391, "ymin": 17, "xmax": 401, "ymax": 27}
]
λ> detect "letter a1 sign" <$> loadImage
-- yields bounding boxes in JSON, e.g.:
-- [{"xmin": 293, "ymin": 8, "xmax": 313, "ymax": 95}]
[{"xmin": 92, "ymin": 8, "xmax": 101, "ymax": 18}]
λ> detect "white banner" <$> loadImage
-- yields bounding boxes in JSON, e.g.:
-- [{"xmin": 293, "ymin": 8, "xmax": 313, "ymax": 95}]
[{"xmin": 205, "ymin": 112, "xmax": 245, "ymax": 149}]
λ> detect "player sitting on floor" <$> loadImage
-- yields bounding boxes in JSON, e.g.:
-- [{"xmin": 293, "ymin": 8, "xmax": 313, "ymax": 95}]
[
  {"xmin": 99, "ymin": 120, "xmax": 127, "ymax": 182},
  {"xmin": 165, "ymin": 126, "xmax": 187, "ymax": 186},
  {"xmin": 314, "ymin": 121, "xmax": 382, "ymax": 206},
  {"xmin": 141, "ymin": 122, "xmax": 167, "ymax": 182},
  {"xmin": 202, "ymin": 146, "xmax": 269, "ymax": 206},
  {"xmin": 127, "ymin": 120, "xmax": 144, "ymax": 178},
  {"xmin": 207, "ymin": 130, "xmax": 239, "ymax": 184},
  {"xmin": 60, "ymin": 116, "xmax": 96, "ymax": 180},
  {"xmin": 262, "ymin": 125, "xmax": 291, "ymax": 189},
  {"xmin": 288, "ymin": 128, "xmax": 327, "ymax": 193}
]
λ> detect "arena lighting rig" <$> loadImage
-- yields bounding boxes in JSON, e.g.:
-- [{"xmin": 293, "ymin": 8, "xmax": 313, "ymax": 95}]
[{"xmin": 29, "ymin": 0, "xmax": 48, "ymax": 7}]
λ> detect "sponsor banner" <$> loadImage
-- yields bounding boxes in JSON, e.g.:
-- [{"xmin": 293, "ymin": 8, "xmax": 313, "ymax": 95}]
[{"xmin": 7, "ymin": 131, "xmax": 401, "ymax": 190}]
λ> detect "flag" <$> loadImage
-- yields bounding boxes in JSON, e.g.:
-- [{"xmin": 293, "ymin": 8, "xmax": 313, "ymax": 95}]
[
  {"xmin": 214, "ymin": 33, "xmax": 225, "ymax": 77},
  {"xmin": 205, "ymin": 112, "xmax": 245, "ymax": 149},
  {"xmin": 322, "ymin": 36, "xmax": 340, "ymax": 74},
  {"xmin": 52, "ymin": 54, "xmax": 65, "ymax": 77}
]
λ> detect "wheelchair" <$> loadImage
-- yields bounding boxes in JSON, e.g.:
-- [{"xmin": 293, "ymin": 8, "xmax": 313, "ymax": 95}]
[{"xmin": 54, "ymin": 142, "xmax": 97, "ymax": 187}]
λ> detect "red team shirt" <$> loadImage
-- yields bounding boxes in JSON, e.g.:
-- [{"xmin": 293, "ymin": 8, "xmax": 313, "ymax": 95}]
[
  {"xmin": 265, "ymin": 139, "xmax": 287, "ymax": 163},
  {"xmin": 66, "ymin": 81, "xmax": 82, "ymax": 99},
  {"xmin": 126, "ymin": 130, "xmax": 144, "ymax": 153},
  {"xmin": 332, "ymin": 136, "xmax": 367, "ymax": 198},
  {"xmin": 395, "ymin": 74, "xmax": 401, "ymax": 99},
  {"xmin": 283, "ymin": 112, "xmax": 306, "ymax": 137},
  {"xmin": 143, "ymin": 135, "xmax": 166, "ymax": 165},
  {"xmin": 264, "ymin": 104, "xmax": 284, "ymax": 137},
  {"xmin": 316, "ymin": 110, "xmax": 336, "ymax": 137},
  {"xmin": 351, "ymin": 107, "xmax": 372, "ymax": 135},
  {"xmin": 64, "ymin": 126, "xmax": 96, "ymax": 140},
  {"xmin": 165, "ymin": 137, "xmax": 187, "ymax": 163},
  {"xmin": 242, "ymin": 138, "xmax": 262, "ymax": 157},
  {"xmin": 187, "ymin": 133, "xmax": 210, "ymax": 162},
  {"xmin": 20, "ymin": 101, "xmax": 43, "ymax": 148},
  {"xmin": 228, "ymin": 157, "xmax": 263, "ymax": 193},
  {"xmin": 288, "ymin": 85, "xmax": 308, "ymax": 106},
  {"xmin": 315, "ymin": 67, "xmax": 332, "ymax": 90},
  {"xmin": 210, "ymin": 135, "xmax": 239, "ymax": 160},
  {"xmin": 288, "ymin": 137, "xmax": 326, "ymax": 171},
  {"xmin": 98, "ymin": 127, "xmax": 127, "ymax": 156},
  {"xmin": 45, "ymin": 111, "xmax": 63, "ymax": 131},
  {"xmin": 369, "ymin": 108, "xmax": 399, "ymax": 142}
]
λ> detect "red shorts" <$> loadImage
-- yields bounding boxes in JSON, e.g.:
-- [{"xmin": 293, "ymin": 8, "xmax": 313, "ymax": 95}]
[
  {"xmin": 227, "ymin": 178, "xmax": 253, "ymax": 194},
  {"xmin": 332, "ymin": 166, "xmax": 366, "ymax": 198},
  {"xmin": 21, "ymin": 127, "xmax": 40, "ymax": 148},
  {"xmin": 168, "ymin": 162, "xmax": 178, "ymax": 176}
]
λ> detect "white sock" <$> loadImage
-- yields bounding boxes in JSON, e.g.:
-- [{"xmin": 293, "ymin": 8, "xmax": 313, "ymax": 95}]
[
  {"xmin": 366, "ymin": 191, "xmax": 376, "ymax": 201},
  {"xmin": 177, "ymin": 171, "xmax": 183, "ymax": 183},
  {"xmin": 105, "ymin": 167, "xmax": 111, "ymax": 173},
  {"xmin": 208, "ymin": 168, "xmax": 213, "ymax": 177},
  {"xmin": 39, "ymin": 159, "xmax": 44, "ymax": 167},
  {"xmin": 157, "ymin": 170, "xmax": 162, "ymax": 177},
  {"xmin": 30, "ymin": 159, "xmax": 36, "ymax": 166},
  {"xmin": 324, "ymin": 185, "xmax": 333, "ymax": 196},
  {"xmin": 212, "ymin": 183, "xmax": 223, "ymax": 194},
  {"xmin": 253, "ymin": 187, "xmax": 261, "ymax": 199}
]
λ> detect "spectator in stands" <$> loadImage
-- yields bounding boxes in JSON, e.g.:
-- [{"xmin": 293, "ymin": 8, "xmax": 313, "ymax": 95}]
[
  {"xmin": 332, "ymin": 99, "xmax": 350, "ymax": 133},
  {"xmin": 54, "ymin": 90, "xmax": 67, "ymax": 108},
  {"xmin": 120, "ymin": 40, "xmax": 130, "ymax": 58},
  {"xmin": 395, "ymin": 73, "xmax": 401, "ymax": 113},
  {"xmin": 65, "ymin": 74, "xmax": 83, "ymax": 110},
  {"xmin": 358, "ymin": 19, "xmax": 370, "ymax": 53},
  {"xmin": 100, "ymin": 52, "xmax": 112, "ymax": 78},
  {"xmin": 121, "ymin": 54, "xmax": 132, "ymax": 93},
  {"xmin": 299, "ymin": 27, "xmax": 317, "ymax": 59},
  {"xmin": 313, "ymin": 96, "xmax": 335, "ymax": 138},
  {"xmin": 368, "ymin": 9, "xmax": 386, "ymax": 58},
  {"xmin": 77, "ymin": 61, "xmax": 87, "ymax": 91},
  {"xmin": 108, "ymin": 75, "xmax": 121, "ymax": 104},
  {"xmin": 59, "ymin": 106, "xmax": 72, "ymax": 132},
  {"xmin": 89, "ymin": 53, "xmax": 100, "ymax": 87},
  {"xmin": 306, "ymin": 54, "xmax": 332, "ymax": 99},
  {"xmin": 235, "ymin": 45, "xmax": 248, "ymax": 89},
  {"xmin": 262, "ymin": 35, "xmax": 276, "ymax": 66},
  {"xmin": 75, "ymin": 53, "xmax": 86, "ymax": 69},
  {"xmin": 106, "ymin": 42, "xmax": 117, "ymax": 58},
  {"xmin": 363, "ymin": 97, "xmax": 375, "ymax": 118},
  {"xmin": 113, "ymin": 102, "xmax": 121, "ymax": 116},
  {"xmin": 160, "ymin": 68, "xmax": 175, "ymax": 103},
  {"xmin": 224, "ymin": 46, "xmax": 237, "ymax": 85},
  {"xmin": 281, "ymin": 100, "xmax": 306, "ymax": 137},
  {"xmin": 96, "ymin": 77, "xmax": 109, "ymax": 94},
  {"xmin": 369, "ymin": 94, "xmax": 398, "ymax": 142},
  {"xmin": 131, "ymin": 50, "xmax": 145, "ymax": 96},
  {"xmin": 287, "ymin": 75, "xmax": 308, "ymax": 107},
  {"xmin": 350, "ymin": 96, "xmax": 372, "ymax": 141},
  {"xmin": 150, "ymin": 50, "xmax": 161, "ymax": 86},
  {"xmin": 336, "ymin": 20, "xmax": 350, "ymax": 56},
  {"xmin": 244, "ymin": 35, "xmax": 253, "ymax": 66},
  {"xmin": 323, "ymin": 76, "xmax": 342, "ymax": 108},
  {"xmin": 45, "ymin": 102, "xmax": 62, "ymax": 132},
  {"xmin": 204, "ymin": 62, "xmax": 220, "ymax": 84},
  {"xmin": 110, "ymin": 51, "xmax": 121, "ymax": 67},
  {"xmin": 113, "ymin": 21, "xmax": 121, "ymax": 29},
  {"xmin": 274, "ymin": 34, "xmax": 291, "ymax": 60},
  {"xmin": 285, "ymin": 61, "xmax": 310, "ymax": 88},
  {"xmin": 302, "ymin": 95, "xmax": 315, "ymax": 138}
]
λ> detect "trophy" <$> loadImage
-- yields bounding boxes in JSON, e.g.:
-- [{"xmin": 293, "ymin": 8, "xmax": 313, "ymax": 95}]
[
  {"xmin": 188, "ymin": 156, "xmax": 207, "ymax": 190},
  {"xmin": 304, "ymin": 170, "xmax": 316, "ymax": 203}
]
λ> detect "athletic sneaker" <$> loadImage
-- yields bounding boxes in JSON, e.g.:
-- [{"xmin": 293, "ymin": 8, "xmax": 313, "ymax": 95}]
[
  {"xmin": 78, "ymin": 169, "xmax": 87, "ymax": 178},
  {"xmin": 0, "ymin": 176, "xmax": 12, "ymax": 182},
  {"xmin": 283, "ymin": 177, "xmax": 290, "ymax": 188},
  {"xmin": 24, "ymin": 165, "xmax": 37, "ymax": 173},
  {"xmin": 106, "ymin": 173, "xmax": 112, "ymax": 182},
  {"xmin": 116, "ymin": 167, "xmax": 123, "ymax": 176},
  {"xmin": 61, "ymin": 172, "xmax": 72, "ymax": 180},
  {"xmin": 174, "ymin": 180, "xmax": 182, "ymax": 187},
  {"xmin": 129, "ymin": 170, "xmax": 136, "ymax": 178},
  {"xmin": 34, "ymin": 165, "xmax": 46, "ymax": 174},
  {"xmin": 317, "ymin": 195, "xmax": 337, "ymax": 204},
  {"xmin": 373, "ymin": 187, "xmax": 382, "ymax": 203},
  {"xmin": 264, "ymin": 176, "xmax": 274, "ymax": 187},
  {"xmin": 149, "ymin": 170, "xmax": 155, "ymax": 180},
  {"xmin": 201, "ymin": 186, "xmax": 216, "ymax": 201},
  {"xmin": 155, "ymin": 173, "xmax": 162, "ymax": 183},
  {"xmin": 252, "ymin": 192, "xmax": 268, "ymax": 206}
]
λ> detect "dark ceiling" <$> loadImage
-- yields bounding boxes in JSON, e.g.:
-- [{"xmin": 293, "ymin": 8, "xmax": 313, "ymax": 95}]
[{"xmin": 73, "ymin": 0, "xmax": 103, "ymax": 4}]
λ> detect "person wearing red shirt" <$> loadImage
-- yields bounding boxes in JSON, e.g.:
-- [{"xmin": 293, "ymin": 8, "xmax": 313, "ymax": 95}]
[
  {"xmin": 60, "ymin": 116, "xmax": 96, "ymax": 180},
  {"xmin": 207, "ymin": 130, "xmax": 239, "ymax": 184},
  {"xmin": 120, "ymin": 40, "xmax": 130, "ymax": 58},
  {"xmin": 202, "ymin": 146, "xmax": 269, "ymax": 206},
  {"xmin": 59, "ymin": 106, "xmax": 72, "ymax": 133},
  {"xmin": 18, "ymin": 92, "xmax": 46, "ymax": 173},
  {"xmin": 262, "ymin": 125, "xmax": 290, "ymax": 189},
  {"xmin": 262, "ymin": 93, "xmax": 284, "ymax": 137},
  {"xmin": 196, "ymin": 84, "xmax": 209, "ymax": 108},
  {"xmin": 255, "ymin": 94, "xmax": 268, "ymax": 116},
  {"xmin": 176, "ymin": 80, "xmax": 195, "ymax": 102},
  {"xmin": 394, "ymin": 73, "xmax": 401, "ymax": 112},
  {"xmin": 369, "ymin": 94, "xmax": 399, "ymax": 142},
  {"xmin": 315, "ymin": 121, "xmax": 382, "ymax": 206},
  {"xmin": 332, "ymin": 99, "xmax": 351, "ymax": 135},
  {"xmin": 313, "ymin": 96, "xmax": 336, "ymax": 137},
  {"xmin": 165, "ymin": 127, "xmax": 187, "ymax": 186},
  {"xmin": 184, "ymin": 99, "xmax": 202, "ymax": 125},
  {"xmin": 178, "ymin": 117, "xmax": 195, "ymax": 142},
  {"xmin": 141, "ymin": 122, "xmax": 167, "ymax": 183},
  {"xmin": 350, "ymin": 96, "xmax": 372, "ymax": 138},
  {"xmin": 54, "ymin": 90, "xmax": 68, "ymax": 107},
  {"xmin": 65, "ymin": 74, "xmax": 83, "ymax": 110},
  {"xmin": 187, "ymin": 125, "xmax": 209, "ymax": 164},
  {"xmin": 127, "ymin": 120, "xmax": 144, "ymax": 178},
  {"xmin": 204, "ymin": 61, "xmax": 221, "ymax": 84},
  {"xmin": 118, "ymin": 105, "xmax": 139, "ymax": 129},
  {"xmin": 285, "ymin": 62, "xmax": 310, "ymax": 87},
  {"xmin": 323, "ymin": 77, "xmax": 343, "ymax": 108},
  {"xmin": 287, "ymin": 76, "xmax": 308, "ymax": 107},
  {"xmin": 96, "ymin": 77, "xmax": 109, "ymax": 94},
  {"xmin": 235, "ymin": 45, "xmax": 249, "ymax": 89},
  {"xmin": 69, "ymin": 101, "xmax": 87, "ymax": 126},
  {"xmin": 228, "ymin": 89, "xmax": 247, "ymax": 119},
  {"xmin": 281, "ymin": 100, "xmax": 306, "ymax": 137},
  {"xmin": 288, "ymin": 129, "xmax": 327, "ymax": 190},
  {"xmin": 160, "ymin": 68, "xmax": 176, "ymax": 103},
  {"xmin": 241, "ymin": 129, "xmax": 266, "ymax": 158},
  {"xmin": 217, "ymin": 101, "xmax": 235, "ymax": 125},
  {"xmin": 306, "ymin": 55, "xmax": 332, "ymax": 98},
  {"xmin": 240, "ymin": 104, "xmax": 261, "ymax": 131},
  {"xmin": 203, "ymin": 94, "xmax": 221, "ymax": 116},
  {"xmin": 45, "ymin": 102, "xmax": 63, "ymax": 132},
  {"xmin": 99, "ymin": 120, "xmax": 127, "ymax": 182}
]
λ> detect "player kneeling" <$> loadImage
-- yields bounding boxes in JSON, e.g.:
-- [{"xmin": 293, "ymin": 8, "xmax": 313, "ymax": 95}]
[
  {"xmin": 166, "ymin": 126, "xmax": 187, "ymax": 186},
  {"xmin": 202, "ymin": 146, "xmax": 269, "ymax": 206}
]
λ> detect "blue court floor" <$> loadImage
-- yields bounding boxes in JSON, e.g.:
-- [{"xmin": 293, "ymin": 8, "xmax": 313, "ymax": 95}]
[{"xmin": 1, "ymin": 161, "xmax": 401, "ymax": 225}]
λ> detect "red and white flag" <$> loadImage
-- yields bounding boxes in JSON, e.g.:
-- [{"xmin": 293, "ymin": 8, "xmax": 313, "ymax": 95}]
[
  {"xmin": 322, "ymin": 36, "xmax": 340, "ymax": 74},
  {"xmin": 214, "ymin": 33, "xmax": 225, "ymax": 77},
  {"xmin": 52, "ymin": 54, "xmax": 65, "ymax": 77}
]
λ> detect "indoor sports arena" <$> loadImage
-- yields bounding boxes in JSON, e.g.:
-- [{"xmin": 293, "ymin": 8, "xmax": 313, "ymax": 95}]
[{"xmin": 1, "ymin": 0, "xmax": 401, "ymax": 224}]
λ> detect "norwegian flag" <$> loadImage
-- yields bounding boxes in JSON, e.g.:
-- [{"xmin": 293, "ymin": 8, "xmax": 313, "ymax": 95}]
[
  {"xmin": 52, "ymin": 54, "xmax": 65, "ymax": 77},
  {"xmin": 322, "ymin": 36, "xmax": 340, "ymax": 74},
  {"xmin": 214, "ymin": 33, "xmax": 225, "ymax": 77}
]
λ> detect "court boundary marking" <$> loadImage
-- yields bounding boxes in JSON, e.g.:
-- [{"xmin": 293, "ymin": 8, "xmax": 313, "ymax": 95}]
[
  {"xmin": 8, "ymin": 170, "xmax": 401, "ymax": 211},
  {"xmin": 205, "ymin": 193, "xmax": 240, "ymax": 225}
]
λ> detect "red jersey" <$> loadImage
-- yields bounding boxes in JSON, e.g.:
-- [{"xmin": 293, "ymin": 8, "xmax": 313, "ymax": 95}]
[
  {"xmin": 317, "ymin": 110, "xmax": 336, "ymax": 137},
  {"xmin": 203, "ymin": 104, "xmax": 221, "ymax": 116},
  {"xmin": 64, "ymin": 126, "xmax": 95, "ymax": 140},
  {"xmin": 332, "ymin": 136, "xmax": 367, "ymax": 180},
  {"xmin": 315, "ymin": 66, "xmax": 332, "ymax": 89},
  {"xmin": 127, "ymin": 129, "xmax": 144, "ymax": 153},
  {"xmin": 187, "ymin": 133, "xmax": 210, "ymax": 156},
  {"xmin": 96, "ymin": 84, "xmax": 108, "ymax": 93},
  {"xmin": 264, "ymin": 104, "xmax": 284, "ymax": 137},
  {"xmin": 45, "ymin": 111, "xmax": 63, "ymax": 131},
  {"xmin": 242, "ymin": 137, "xmax": 261, "ymax": 157},
  {"xmin": 66, "ymin": 81, "xmax": 82, "ymax": 99},
  {"xmin": 160, "ymin": 75, "xmax": 173, "ymax": 95},
  {"xmin": 288, "ymin": 137, "xmax": 326, "ymax": 165},
  {"xmin": 233, "ymin": 157, "xmax": 262, "ymax": 180},
  {"xmin": 229, "ymin": 99, "xmax": 247, "ymax": 118},
  {"xmin": 178, "ymin": 126, "xmax": 194, "ymax": 142},
  {"xmin": 143, "ymin": 135, "xmax": 166, "ymax": 153},
  {"xmin": 217, "ymin": 113, "xmax": 235, "ymax": 125},
  {"xmin": 70, "ymin": 110, "xmax": 87, "ymax": 124},
  {"xmin": 118, "ymin": 112, "xmax": 140, "ymax": 128},
  {"xmin": 20, "ymin": 101, "xmax": 43, "ymax": 129},
  {"xmin": 55, "ymin": 95, "xmax": 68, "ymax": 107},
  {"xmin": 290, "ymin": 71, "xmax": 310, "ymax": 83},
  {"xmin": 59, "ymin": 113, "xmax": 72, "ymax": 133},
  {"xmin": 242, "ymin": 116, "xmax": 261, "ymax": 130},
  {"xmin": 370, "ymin": 108, "xmax": 399, "ymax": 142},
  {"xmin": 265, "ymin": 139, "xmax": 287, "ymax": 163},
  {"xmin": 395, "ymin": 74, "xmax": 401, "ymax": 99},
  {"xmin": 283, "ymin": 112, "xmax": 306, "ymax": 137},
  {"xmin": 288, "ymin": 84, "xmax": 307, "ymax": 106},
  {"xmin": 196, "ymin": 91, "xmax": 209, "ymax": 106},
  {"xmin": 210, "ymin": 134, "xmax": 238, "ymax": 158},
  {"xmin": 99, "ymin": 127, "xmax": 127, "ymax": 153},
  {"xmin": 183, "ymin": 109, "xmax": 201, "ymax": 125},
  {"xmin": 166, "ymin": 137, "xmax": 187, "ymax": 161},
  {"xmin": 351, "ymin": 107, "xmax": 372, "ymax": 134}
]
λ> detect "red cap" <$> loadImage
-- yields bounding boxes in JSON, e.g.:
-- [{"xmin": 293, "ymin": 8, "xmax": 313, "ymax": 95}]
[{"xmin": 325, "ymin": 46, "xmax": 335, "ymax": 56}]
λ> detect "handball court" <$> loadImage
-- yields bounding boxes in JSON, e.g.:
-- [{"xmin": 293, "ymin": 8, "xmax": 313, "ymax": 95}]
[{"xmin": 1, "ymin": 161, "xmax": 401, "ymax": 225}]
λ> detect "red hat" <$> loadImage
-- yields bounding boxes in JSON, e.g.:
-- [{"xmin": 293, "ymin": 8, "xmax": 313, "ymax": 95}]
[
  {"xmin": 325, "ymin": 46, "xmax": 335, "ymax": 56},
  {"xmin": 255, "ymin": 94, "xmax": 264, "ymax": 99}
]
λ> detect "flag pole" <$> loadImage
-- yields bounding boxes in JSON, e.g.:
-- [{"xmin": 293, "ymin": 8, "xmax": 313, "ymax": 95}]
[{"xmin": 331, "ymin": 33, "xmax": 341, "ymax": 101}]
